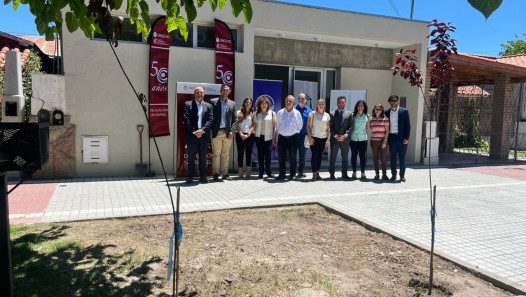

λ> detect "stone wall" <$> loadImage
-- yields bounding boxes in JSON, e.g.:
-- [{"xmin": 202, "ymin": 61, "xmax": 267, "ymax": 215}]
[{"xmin": 31, "ymin": 115, "xmax": 76, "ymax": 178}]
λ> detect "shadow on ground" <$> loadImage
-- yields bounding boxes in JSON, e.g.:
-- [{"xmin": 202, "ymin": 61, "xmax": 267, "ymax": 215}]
[{"xmin": 12, "ymin": 225, "xmax": 168, "ymax": 297}]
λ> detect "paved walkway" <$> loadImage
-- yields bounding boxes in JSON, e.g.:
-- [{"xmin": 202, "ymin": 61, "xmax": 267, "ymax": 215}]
[{"xmin": 7, "ymin": 164, "xmax": 526, "ymax": 294}]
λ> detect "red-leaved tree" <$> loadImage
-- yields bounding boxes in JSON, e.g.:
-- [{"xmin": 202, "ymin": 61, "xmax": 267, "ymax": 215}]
[{"xmin": 392, "ymin": 19, "xmax": 458, "ymax": 295}]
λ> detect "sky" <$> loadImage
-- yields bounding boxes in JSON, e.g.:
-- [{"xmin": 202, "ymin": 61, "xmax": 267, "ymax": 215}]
[{"xmin": 1, "ymin": 0, "xmax": 525, "ymax": 56}]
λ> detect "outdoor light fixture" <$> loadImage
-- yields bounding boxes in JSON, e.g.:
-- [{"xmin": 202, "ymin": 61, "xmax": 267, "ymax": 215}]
[{"xmin": 52, "ymin": 109, "xmax": 64, "ymax": 125}]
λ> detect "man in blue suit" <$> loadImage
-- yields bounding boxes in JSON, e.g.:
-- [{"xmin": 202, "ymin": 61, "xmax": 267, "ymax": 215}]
[
  {"xmin": 385, "ymin": 95, "xmax": 410, "ymax": 182},
  {"xmin": 183, "ymin": 87, "xmax": 213, "ymax": 184}
]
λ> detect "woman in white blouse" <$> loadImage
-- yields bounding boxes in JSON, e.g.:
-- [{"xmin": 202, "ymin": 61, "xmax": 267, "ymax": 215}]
[
  {"xmin": 254, "ymin": 96, "xmax": 277, "ymax": 179},
  {"xmin": 236, "ymin": 97, "xmax": 256, "ymax": 178},
  {"xmin": 307, "ymin": 99, "xmax": 331, "ymax": 181}
]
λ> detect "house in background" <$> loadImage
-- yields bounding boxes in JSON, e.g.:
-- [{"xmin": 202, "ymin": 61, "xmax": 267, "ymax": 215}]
[
  {"xmin": 0, "ymin": 31, "xmax": 62, "ymax": 74},
  {"xmin": 55, "ymin": 0, "xmax": 430, "ymax": 177},
  {"xmin": 424, "ymin": 52, "xmax": 526, "ymax": 162}
]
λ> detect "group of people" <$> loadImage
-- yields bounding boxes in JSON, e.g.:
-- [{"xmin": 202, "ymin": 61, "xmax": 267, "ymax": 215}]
[{"xmin": 183, "ymin": 84, "xmax": 410, "ymax": 184}]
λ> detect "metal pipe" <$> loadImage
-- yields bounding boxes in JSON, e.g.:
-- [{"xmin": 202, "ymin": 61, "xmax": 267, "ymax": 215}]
[
  {"xmin": 410, "ymin": 0, "xmax": 415, "ymax": 19},
  {"xmin": 514, "ymin": 83, "xmax": 523, "ymax": 160}
]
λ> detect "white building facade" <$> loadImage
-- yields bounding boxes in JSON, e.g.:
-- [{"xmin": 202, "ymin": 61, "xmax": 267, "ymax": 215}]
[{"xmin": 61, "ymin": 0, "xmax": 429, "ymax": 177}]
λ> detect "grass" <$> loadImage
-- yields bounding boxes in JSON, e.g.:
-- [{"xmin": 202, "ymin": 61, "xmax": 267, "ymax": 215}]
[{"xmin": 10, "ymin": 224, "xmax": 161, "ymax": 297}]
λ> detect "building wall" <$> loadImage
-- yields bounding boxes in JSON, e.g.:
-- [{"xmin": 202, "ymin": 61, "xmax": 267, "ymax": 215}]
[
  {"xmin": 254, "ymin": 37, "xmax": 393, "ymax": 69},
  {"xmin": 31, "ymin": 74, "xmax": 66, "ymax": 114},
  {"xmin": 340, "ymin": 68, "xmax": 393, "ymax": 102},
  {"xmin": 62, "ymin": 0, "xmax": 429, "ymax": 176},
  {"xmin": 63, "ymin": 3, "xmax": 254, "ymax": 176}
]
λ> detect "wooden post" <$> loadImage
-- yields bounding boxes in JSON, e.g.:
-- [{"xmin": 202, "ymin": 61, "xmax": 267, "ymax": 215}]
[
  {"xmin": 0, "ymin": 173, "xmax": 14, "ymax": 297},
  {"xmin": 428, "ymin": 185, "xmax": 437, "ymax": 295}
]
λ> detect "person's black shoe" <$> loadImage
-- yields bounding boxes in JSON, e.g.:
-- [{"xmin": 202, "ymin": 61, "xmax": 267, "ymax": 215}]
[
  {"xmin": 199, "ymin": 177, "xmax": 209, "ymax": 183},
  {"xmin": 185, "ymin": 178, "xmax": 193, "ymax": 184},
  {"xmin": 342, "ymin": 174, "xmax": 350, "ymax": 180},
  {"xmin": 390, "ymin": 175, "xmax": 397, "ymax": 181},
  {"xmin": 222, "ymin": 174, "xmax": 232, "ymax": 181},
  {"xmin": 382, "ymin": 174, "xmax": 389, "ymax": 181},
  {"xmin": 401, "ymin": 177, "xmax": 406, "ymax": 182},
  {"xmin": 374, "ymin": 174, "xmax": 380, "ymax": 180},
  {"xmin": 288, "ymin": 175, "xmax": 296, "ymax": 181},
  {"xmin": 329, "ymin": 174, "xmax": 336, "ymax": 180},
  {"xmin": 213, "ymin": 173, "xmax": 219, "ymax": 181},
  {"xmin": 276, "ymin": 175, "xmax": 285, "ymax": 180},
  {"xmin": 297, "ymin": 173, "xmax": 306, "ymax": 178},
  {"xmin": 267, "ymin": 173, "xmax": 276, "ymax": 178},
  {"xmin": 258, "ymin": 174, "xmax": 264, "ymax": 179}
]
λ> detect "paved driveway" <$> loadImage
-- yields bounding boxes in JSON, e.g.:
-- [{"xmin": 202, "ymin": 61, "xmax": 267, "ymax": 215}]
[{"xmin": 7, "ymin": 164, "xmax": 526, "ymax": 293}]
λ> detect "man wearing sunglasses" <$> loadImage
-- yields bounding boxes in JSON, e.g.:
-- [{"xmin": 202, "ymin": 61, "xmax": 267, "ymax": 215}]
[{"xmin": 385, "ymin": 95, "xmax": 410, "ymax": 182}]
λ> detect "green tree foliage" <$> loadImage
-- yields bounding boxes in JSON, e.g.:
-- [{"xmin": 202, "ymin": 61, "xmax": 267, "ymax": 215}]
[
  {"xmin": 468, "ymin": 0, "xmax": 503, "ymax": 19},
  {"xmin": 0, "ymin": 50, "xmax": 43, "ymax": 122},
  {"xmin": 4, "ymin": 0, "xmax": 253, "ymax": 47},
  {"xmin": 499, "ymin": 33, "xmax": 526, "ymax": 56}
]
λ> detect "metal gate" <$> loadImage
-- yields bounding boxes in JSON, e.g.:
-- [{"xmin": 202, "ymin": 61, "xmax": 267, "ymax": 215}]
[{"xmin": 431, "ymin": 81, "xmax": 526, "ymax": 164}]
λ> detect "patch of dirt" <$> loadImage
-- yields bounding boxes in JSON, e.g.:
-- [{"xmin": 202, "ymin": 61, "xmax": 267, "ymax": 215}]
[{"xmin": 59, "ymin": 205, "xmax": 513, "ymax": 296}]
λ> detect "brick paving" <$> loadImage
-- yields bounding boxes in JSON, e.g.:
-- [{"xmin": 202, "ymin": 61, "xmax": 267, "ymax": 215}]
[{"xmin": 6, "ymin": 164, "xmax": 526, "ymax": 293}]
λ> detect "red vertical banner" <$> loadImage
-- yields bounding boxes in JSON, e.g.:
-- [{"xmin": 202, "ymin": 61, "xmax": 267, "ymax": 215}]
[
  {"xmin": 214, "ymin": 19, "xmax": 235, "ymax": 99},
  {"xmin": 149, "ymin": 17, "xmax": 171, "ymax": 137}
]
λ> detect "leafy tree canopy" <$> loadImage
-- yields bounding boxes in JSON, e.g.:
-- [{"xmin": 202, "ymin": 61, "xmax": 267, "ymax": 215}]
[
  {"xmin": 499, "ymin": 33, "xmax": 526, "ymax": 56},
  {"xmin": 4, "ymin": 0, "xmax": 253, "ymax": 46}
]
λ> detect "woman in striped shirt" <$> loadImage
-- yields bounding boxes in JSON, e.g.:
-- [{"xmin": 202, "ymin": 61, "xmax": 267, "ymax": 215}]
[{"xmin": 367, "ymin": 104, "xmax": 390, "ymax": 180}]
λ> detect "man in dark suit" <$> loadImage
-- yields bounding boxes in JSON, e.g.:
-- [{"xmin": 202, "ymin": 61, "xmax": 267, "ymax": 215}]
[
  {"xmin": 210, "ymin": 84, "xmax": 237, "ymax": 181},
  {"xmin": 183, "ymin": 86, "xmax": 213, "ymax": 184},
  {"xmin": 385, "ymin": 95, "xmax": 410, "ymax": 182},
  {"xmin": 329, "ymin": 96, "xmax": 353, "ymax": 179}
]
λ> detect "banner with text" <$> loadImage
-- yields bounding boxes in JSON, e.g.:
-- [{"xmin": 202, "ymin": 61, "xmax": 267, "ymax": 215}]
[
  {"xmin": 253, "ymin": 79, "xmax": 283, "ymax": 160},
  {"xmin": 215, "ymin": 19, "xmax": 235, "ymax": 99},
  {"xmin": 148, "ymin": 16, "xmax": 171, "ymax": 137},
  {"xmin": 175, "ymin": 82, "xmax": 222, "ymax": 177}
]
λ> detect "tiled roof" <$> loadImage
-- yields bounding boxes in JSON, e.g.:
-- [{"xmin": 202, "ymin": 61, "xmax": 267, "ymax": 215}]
[
  {"xmin": 496, "ymin": 53, "xmax": 526, "ymax": 67},
  {"xmin": 0, "ymin": 46, "xmax": 31, "ymax": 68},
  {"xmin": 16, "ymin": 35, "xmax": 59, "ymax": 56},
  {"xmin": 457, "ymin": 85, "xmax": 491, "ymax": 97},
  {"xmin": 448, "ymin": 52, "xmax": 526, "ymax": 77},
  {"xmin": 0, "ymin": 31, "xmax": 60, "ymax": 68}
]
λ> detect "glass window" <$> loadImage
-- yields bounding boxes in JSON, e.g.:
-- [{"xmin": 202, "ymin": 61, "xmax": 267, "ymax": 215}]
[
  {"xmin": 170, "ymin": 24, "xmax": 193, "ymax": 47},
  {"xmin": 93, "ymin": 17, "xmax": 144, "ymax": 43},
  {"xmin": 197, "ymin": 25, "xmax": 238, "ymax": 51}
]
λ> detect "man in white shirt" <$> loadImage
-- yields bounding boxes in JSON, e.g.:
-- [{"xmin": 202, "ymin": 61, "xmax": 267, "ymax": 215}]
[{"xmin": 276, "ymin": 95, "xmax": 303, "ymax": 180}]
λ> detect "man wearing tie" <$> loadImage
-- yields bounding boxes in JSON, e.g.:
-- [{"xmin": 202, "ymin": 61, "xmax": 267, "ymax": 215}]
[
  {"xmin": 329, "ymin": 96, "xmax": 353, "ymax": 180},
  {"xmin": 385, "ymin": 95, "xmax": 410, "ymax": 182},
  {"xmin": 183, "ymin": 87, "xmax": 214, "ymax": 184}
]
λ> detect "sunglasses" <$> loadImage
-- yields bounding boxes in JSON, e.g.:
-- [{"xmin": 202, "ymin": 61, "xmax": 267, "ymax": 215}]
[{"xmin": 374, "ymin": 108, "xmax": 382, "ymax": 111}]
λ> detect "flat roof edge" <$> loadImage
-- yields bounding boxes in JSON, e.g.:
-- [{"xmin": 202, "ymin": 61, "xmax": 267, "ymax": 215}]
[{"xmin": 260, "ymin": 0, "xmax": 430, "ymax": 24}]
